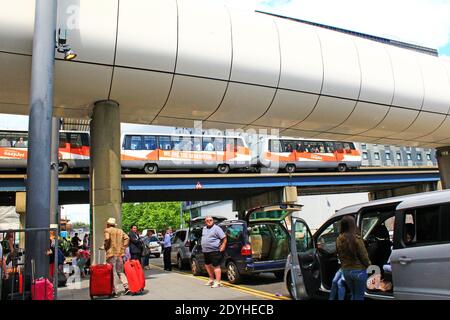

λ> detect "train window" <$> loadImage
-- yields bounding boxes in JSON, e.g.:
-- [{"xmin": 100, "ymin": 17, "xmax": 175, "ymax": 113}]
[
  {"xmin": 325, "ymin": 142, "xmax": 335, "ymax": 153},
  {"xmin": 281, "ymin": 140, "xmax": 295, "ymax": 153},
  {"xmin": 213, "ymin": 137, "xmax": 225, "ymax": 152},
  {"xmin": 10, "ymin": 133, "xmax": 28, "ymax": 148},
  {"xmin": 270, "ymin": 139, "xmax": 281, "ymax": 152},
  {"xmin": 143, "ymin": 136, "xmax": 157, "ymax": 150},
  {"xmin": 128, "ymin": 136, "xmax": 143, "ymax": 150},
  {"xmin": 335, "ymin": 142, "xmax": 343, "ymax": 151},
  {"xmin": 295, "ymin": 141, "xmax": 304, "ymax": 152},
  {"xmin": 236, "ymin": 138, "xmax": 244, "ymax": 149},
  {"xmin": 180, "ymin": 136, "xmax": 193, "ymax": 151},
  {"xmin": 203, "ymin": 137, "xmax": 215, "ymax": 151},
  {"xmin": 0, "ymin": 133, "xmax": 12, "ymax": 147},
  {"xmin": 81, "ymin": 133, "xmax": 89, "ymax": 147},
  {"xmin": 226, "ymin": 138, "xmax": 236, "ymax": 152},
  {"xmin": 159, "ymin": 136, "xmax": 172, "ymax": 150},
  {"xmin": 70, "ymin": 133, "xmax": 83, "ymax": 148},
  {"xmin": 59, "ymin": 133, "xmax": 68, "ymax": 148},
  {"xmin": 193, "ymin": 136, "xmax": 202, "ymax": 151},
  {"xmin": 304, "ymin": 141, "xmax": 324, "ymax": 153},
  {"xmin": 171, "ymin": 136, "xmax": 182, "ymax": 150}
]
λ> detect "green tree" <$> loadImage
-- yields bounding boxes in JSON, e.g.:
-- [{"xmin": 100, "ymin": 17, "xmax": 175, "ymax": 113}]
[
  {"xmin": 71, "ymin": 221, "xmax": 90, "ymax": 230},
  {"xmin": 122, "ymin": 202, "xmax": 190, "ymax": 233}
]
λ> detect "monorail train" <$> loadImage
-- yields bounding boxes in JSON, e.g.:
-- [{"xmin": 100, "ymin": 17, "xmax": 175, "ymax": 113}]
[
  {"xmin": 0, "ymin": 130, "xmax": 361, "ymax": 174},
  {"xmin": 253, "ymin": 137, "xmax": 362, "ymax": 172}
]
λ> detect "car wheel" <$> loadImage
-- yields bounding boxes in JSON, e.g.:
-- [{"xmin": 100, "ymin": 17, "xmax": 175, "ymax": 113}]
[
  {"xmin": 191, "ymin": 257, "xmax": 202, "ymax": 276},
  {"xmin": 285, "ymin": 164, "xmax": 296, "ymax": 174},
  {"xmin": 177, "ymin": 255, "xmax": 184, "ymax": 270},
  {"xmin": 217, "ymin": 164, "xmax": 230, "ymax": 174},
  {"xmin": 144, "ymin": 163, "xmax": 158, "ymax": 174},
  {"xmin": 58, "ymin": 162, "xmax": 69, "ymax": 174},
  {"xmin": 226, "ymin": 261, "xmax": 242, "ymax": 284},
  {"xmin": 274, "ymin": 271, "xmax": 284, "ymax": 280},
  {"xmin": 337, "ymin": 163, "xmax": 347, "ymax": 172}
]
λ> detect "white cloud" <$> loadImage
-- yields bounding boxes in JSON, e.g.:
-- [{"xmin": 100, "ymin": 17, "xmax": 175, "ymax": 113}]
[{"xmin": 255, "ymin": 0, "xmax": 450, "ymax": 50}]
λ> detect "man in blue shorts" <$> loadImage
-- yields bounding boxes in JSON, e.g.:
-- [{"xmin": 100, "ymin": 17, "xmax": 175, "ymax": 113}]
[{"xmin": 201, "ymin": 216, "xmax": 227, "ymax": 288}]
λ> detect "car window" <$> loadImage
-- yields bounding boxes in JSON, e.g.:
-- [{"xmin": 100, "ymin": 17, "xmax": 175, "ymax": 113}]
[
  {"xmin": 294, "ymin": 220, "xmax": 313, "ymax": 253},
  {"xmin": 316, "ymin": 218, "xmax": 343, "ymax": 254},
  {"xmin": 403, "ymin": 205, "xmax": 442, "ymax": 247},
  {"xmin": 178, "ymin": 231, "xmax": 187, "ymax": 242},
  {"xmin": 361, "ymin": 216, "xmax": 380, "ymax": 239},
  {"xmin": 225, "ymin": 224, "xmax": 244, "ymax": 244}
]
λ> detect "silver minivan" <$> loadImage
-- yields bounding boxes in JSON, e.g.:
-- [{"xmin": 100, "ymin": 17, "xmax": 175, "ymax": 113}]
[{"xmin": 286, "ymin": 189, "xmax": 450, "ymax": 300}]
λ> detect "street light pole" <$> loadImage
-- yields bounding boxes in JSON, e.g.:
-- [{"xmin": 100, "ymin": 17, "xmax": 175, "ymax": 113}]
[{"xmin": 25, "ymin": 0, "xmax": 57, "ymax": 279}]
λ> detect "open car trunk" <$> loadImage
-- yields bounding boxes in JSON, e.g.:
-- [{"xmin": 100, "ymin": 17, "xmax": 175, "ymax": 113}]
[
  {"xmin": 248, "ymin": 222, "xmax": 290, "ymax": 262},
  {"xmin": 244, "ymin": 204, "xmax": 303, "ymax": 263}
]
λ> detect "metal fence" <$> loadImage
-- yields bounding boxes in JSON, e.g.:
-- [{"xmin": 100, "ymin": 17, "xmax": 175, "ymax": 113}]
[{"xmin": 0, "ymin": 227, "xmax": 58, "ymax": 300}]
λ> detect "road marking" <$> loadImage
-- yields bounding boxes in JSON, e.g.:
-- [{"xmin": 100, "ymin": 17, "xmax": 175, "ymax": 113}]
[{"xmin": 149, "ymin": 263, "xmax": 290, "ymax": 301}]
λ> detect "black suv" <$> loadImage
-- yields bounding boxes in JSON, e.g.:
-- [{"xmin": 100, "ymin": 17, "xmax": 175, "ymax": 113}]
[{"xmin": 190, "ymin": 204, "xmax": 302, "ymax": 284}]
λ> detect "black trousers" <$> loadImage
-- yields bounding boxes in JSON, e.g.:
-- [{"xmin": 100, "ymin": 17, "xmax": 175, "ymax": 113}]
[{"xmin": 163, "ymin": 247, "xmax": 172, "ymax": 271}]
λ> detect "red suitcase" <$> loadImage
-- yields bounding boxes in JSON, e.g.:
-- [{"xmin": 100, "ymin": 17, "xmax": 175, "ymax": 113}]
[
  {"xmin": 31, "ymin": 278, "xmax": 54, "ymax": 300},
  {"xmin": 89, "ymin": 263, "xmax": 114, "ymax": 299},
  {"xmin": 124, "ymin": 259, "xmax": 145, "ymax": 294}
]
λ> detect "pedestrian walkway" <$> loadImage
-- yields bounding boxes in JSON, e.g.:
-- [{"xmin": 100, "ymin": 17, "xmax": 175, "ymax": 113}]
[{"xmin": 58, "ymin": 265, "xmax": 265, "ymax": 300}]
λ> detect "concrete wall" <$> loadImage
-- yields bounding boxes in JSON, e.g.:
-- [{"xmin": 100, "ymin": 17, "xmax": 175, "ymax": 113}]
[
  {"xmin": 198, "ymin": 200, "xmax": 238, "ymax": 221},
  {"xmin": 294, "ymin": 193, "xmax": 369, "ymax": 232}
]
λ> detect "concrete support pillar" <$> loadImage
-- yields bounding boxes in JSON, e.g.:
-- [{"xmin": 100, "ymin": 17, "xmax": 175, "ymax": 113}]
[
  {"xmin": 90, "ymin": 100, "xmax": 121, "ymax": 264},
  {"xmin": 50, "ymin": 117, "xmax": 60, "ymax": 226},
  {"xmin": 436, "ymin": 147, "xmax": 450, "ymax": 189}
]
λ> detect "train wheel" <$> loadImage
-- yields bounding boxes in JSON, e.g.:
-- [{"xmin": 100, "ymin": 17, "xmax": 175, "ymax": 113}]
[
  {"xmin": 285, "ymin": 164, "xmax": 296, "ymax": 174},
  {"xmin": 144, "ymin": 163, "xmax": 158, "ymax": 174},
  {"xmin": 337, "ymin": 163, "xmax": 347, "ymax": 172},
  {"xmin": 58, "ymin": 163, "xmax": 68, "ymax": 174},
  {"xmin": 217, "ymin": 164, "xmax": 230, "ymax": 174}
]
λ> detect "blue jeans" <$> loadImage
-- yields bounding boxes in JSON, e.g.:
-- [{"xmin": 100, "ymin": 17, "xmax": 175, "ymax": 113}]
[
  {"xmin": 329, "ymin": 269, "xmax": 346, "ymax": 300},
  {"xmin": 342, "ymin": 269, "xmax": 367, "ymax": 300},
  {"xmin": 142, "ymin": 254, "xmax": 150, "ymax": 267}
]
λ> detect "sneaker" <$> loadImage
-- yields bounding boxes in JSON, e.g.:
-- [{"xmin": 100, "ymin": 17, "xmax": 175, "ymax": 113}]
[
  {"xmin": 124, "ymin": 289, "xmax": 131, "ymax": 295},
  {"xmin": 211, "ymin": 282, "xmax": 222, "ymax": 288},
  {"xmin": 204, "ymin": 280, "xmax": 214, "ymax": 286}
]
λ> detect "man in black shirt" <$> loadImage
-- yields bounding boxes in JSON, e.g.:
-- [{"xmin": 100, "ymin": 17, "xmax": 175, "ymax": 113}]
[{"xmin": 128, "ymin": 225, "xmax": 143, "ymax": 261}]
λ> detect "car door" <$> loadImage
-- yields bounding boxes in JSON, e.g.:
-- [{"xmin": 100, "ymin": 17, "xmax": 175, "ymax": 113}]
[
  {"xmin": 391, "ymin": 204, "xmax": 450, "ymax": 299},
  {"xmin": 289, "ymin": 218, "xmax": 321, "ymax": 299},
  {"xmin": 170, "ymin": 232, "xmax": 180, "ymax": 263}
]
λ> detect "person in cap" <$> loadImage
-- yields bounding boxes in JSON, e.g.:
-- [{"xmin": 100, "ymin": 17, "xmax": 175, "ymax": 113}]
[{"xmin": 104, "ymin": 217, "xmax": 130, "ymax": 296}]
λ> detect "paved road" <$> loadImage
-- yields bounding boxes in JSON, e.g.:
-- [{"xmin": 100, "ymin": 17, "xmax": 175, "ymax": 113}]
[
  {"xmin": 149, "ymin": 257, "xmax": 291, "ymax": 300},
  {"xmin": 57, "ymin": 257, "xmax": 290, "ymax": 300}
]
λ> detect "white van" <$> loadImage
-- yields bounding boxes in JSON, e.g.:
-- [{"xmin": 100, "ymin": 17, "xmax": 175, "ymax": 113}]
[{"xmin": 285, "ymin": 189, "xmax": 450, "ymax": 300}]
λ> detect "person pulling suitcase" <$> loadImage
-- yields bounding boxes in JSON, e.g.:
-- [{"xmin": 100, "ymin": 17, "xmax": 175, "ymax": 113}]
[{"xmin": 104, "ymin": 218, "xmax": 130, "ymax": 297}]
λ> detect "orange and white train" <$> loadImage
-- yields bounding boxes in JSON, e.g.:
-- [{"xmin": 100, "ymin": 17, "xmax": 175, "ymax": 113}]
[
  {"xmin": 120, "ymin": 133, "xmax": 251, "ymax": 174},
  {"xmin": 0, "ymin": 130, "xmax": 90, "ymax": 174},
  {"xmin": 255, "ymin": 137, "xmax": 362, "ymax": 173}
]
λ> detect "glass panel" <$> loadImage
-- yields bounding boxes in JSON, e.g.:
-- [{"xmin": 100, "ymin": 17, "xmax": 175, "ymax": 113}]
[
  {"xmin": 325, "ymin": 142, "xmax": 335, "ymax": 153},
  {"xmin": 213, "ymin": 137, "xmax": 225, "ymax": 151},
  {"xmin": 203, "ymin": 137, "xmax": 215, "ymax": 151},
  {"xmin": 130, "ymin": 136, "xmax": 142, "ymax": 150},
  {"xmin": 236, "ymin": 138, "xmax": 244, "ymax": 148},
  {"xmin": 143, "ymin": 136, "xmax": 157, "ymax": 150},
  {"xmin": 248, "ymin": 210, "xmax": 290, "ymax": 222},
  {"xmin": 226, "ymin": 138, "xmax": 236, "ymax": 152},
  {"xmin": 316, "ymin": 219, "xmax": 342, "ymax": 254},
  {"xmin": 180, "ymin": 136, "xmax": 193, "ymax": 151},
  {"xmin": 171, "ymin": 136, "xmax": 182, "ymax": 150},
  {"xmin": 281, "ymin": 140, "xmax": 295, "ymax": 153},
  {"xmin": 385, "ymin": 153, "xmax": 391, "ymax": 160},
  {"xmin": 193, "ymin": 136, "xmax": 202, "ymax": 151},
  {"xmin": 225, "ymin": 224, "xmax": 244, "ymax": 244},
  {"xmin": 270, "ymin": 139, "xmax": 281, "ymax": 152},
  {"xmin": 294, "ymin": 220, "xmax": 313, "ymax": 253},
  {"xmin": 58, "ymin": 133, "xmax": 68, "ymax": 148},
  {"xmin": 9, "ymin": 132, "xmax": 28, "ymax": 148},
  {"xmin": 70, "ymin": 133, "xmax": 83, "ymax": 148},
  {"xmin": 159, "ymin": 136, "xmax": 172, "ymax": 150},
  {"xmin": 361, "ymin": 216, "xmax": 380, "ymax": 238}
]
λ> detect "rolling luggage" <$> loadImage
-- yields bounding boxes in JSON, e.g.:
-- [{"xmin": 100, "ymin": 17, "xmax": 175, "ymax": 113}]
[
  {"xmin": 124, "ymin": 259, "xmax": 145, "ymax": 294},
  {"xmin": 31, "ymin": 278, "xmax": 54, "ymax": 300},
  {"xmin": 89, "ymin": 256, "xmax": 114, "ymax": 299}
]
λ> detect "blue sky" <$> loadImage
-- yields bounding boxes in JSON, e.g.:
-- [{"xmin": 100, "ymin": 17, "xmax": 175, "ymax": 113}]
[{"xmin": 2, "ymin": 0, "xmax": 450, "ymax": 223}]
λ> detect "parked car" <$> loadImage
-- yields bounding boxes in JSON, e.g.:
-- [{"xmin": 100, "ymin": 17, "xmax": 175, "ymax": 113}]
[
  {"xmin": 171, "ymin": 216, "xmax": 228, "ymax": 270},
  {"xmin": 285, "ymin": 189, "xmax": 450, "ymax": 300},
  {"xmin": 190, "ymin": 204, "xmax": 302, "ymax": 284},
  {"xmin": 141, "ymin": 229, "xmax": 161, "ymax": 258}
]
